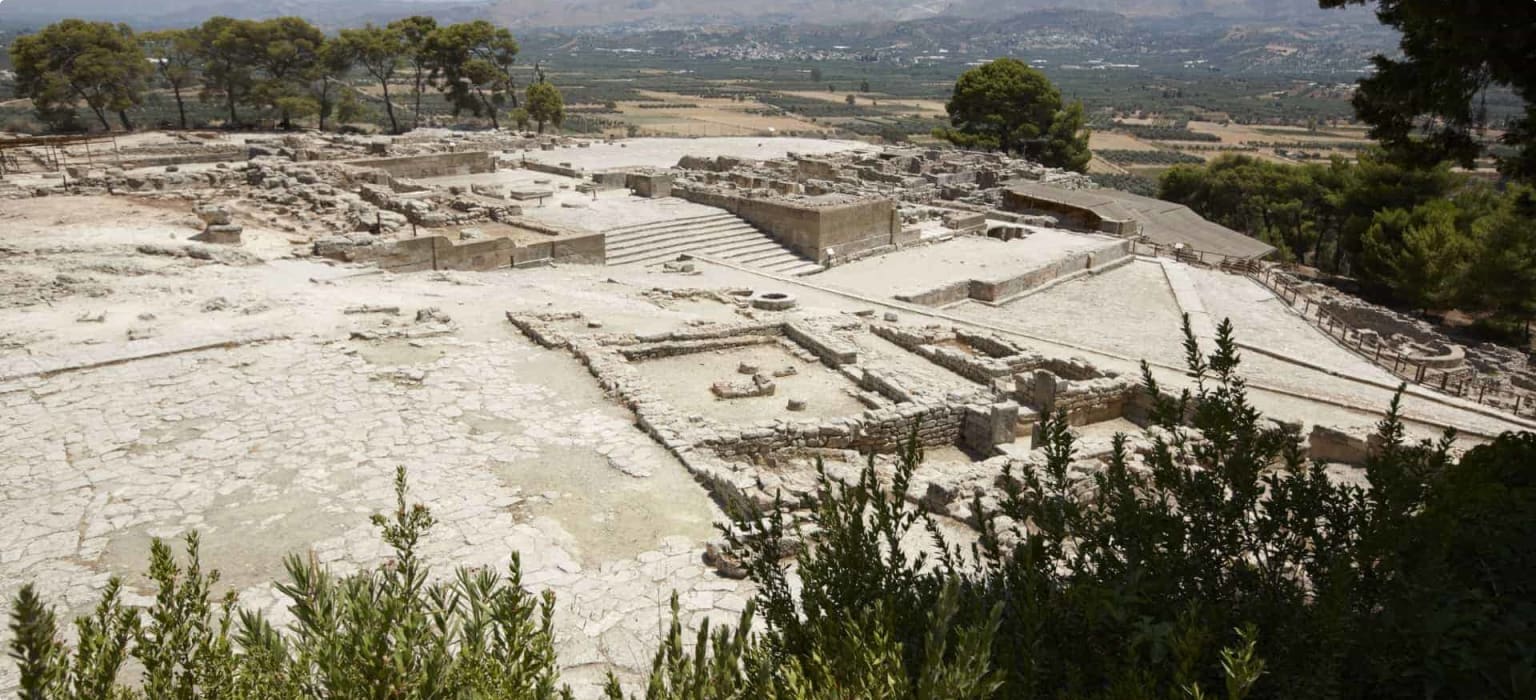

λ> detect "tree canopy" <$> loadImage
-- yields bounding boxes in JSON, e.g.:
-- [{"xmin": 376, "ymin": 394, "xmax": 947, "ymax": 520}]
[
  {"xmin": 524, "ymin": 80, "xmax": 563, "ymax": 134},
  {"xmin": 192, "ymin": 17, "xmax": 263, "ymax": 126},
  {"xmin": 937, "ymin": 57, "xmax": 1091, "ymax": 172},
  {"xmin": 388, "ymin": 16, "xmax": 439, "ymax": 131},
  {"xmin": 1320, "ymin": 0, "xmax": 1536, "ymax": 180},
  {"xmin": 336, "ymin": 24, "xmax": 405, "ymax": 133},
  {"xmin": 6, "ymin": 15, "xmax": 533, "ymax": 134},
  {"xmin": 425, "ymin": 20, "xmax": 519, "ymax": 130},
  {"xmin": 1159, "ymin": 154, "xmax": 1536, "ymax": 325},
  {"xmin": 9, "ymin": 20, "xmax": 150, "ymax": 132},
  {"xmin": 139, "ymin": 29, "xmax": 200, "ymax": 129},
  {"xmin": 245, "ymin": 17, "xmax": 326, "ymax": 129}
]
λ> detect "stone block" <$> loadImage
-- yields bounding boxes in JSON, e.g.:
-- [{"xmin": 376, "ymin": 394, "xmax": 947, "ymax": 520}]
[
  {"xmin": 192, "ymin": 224, "xmax": 243, "ymax": 245},
  {"xmin": 1307, "ymin": 424, "xmax": 1383, "ymax": 466},
  {"xmin": 711, "ymin": 374, "xmax": 776, "ymax": 399},
  {"xmin": 194, "ymin": 204, "xmax": 233, "ymax": 226},
  {"xmin": 626, "ymin": 172, "xmax": 672, "ymax": 198}
]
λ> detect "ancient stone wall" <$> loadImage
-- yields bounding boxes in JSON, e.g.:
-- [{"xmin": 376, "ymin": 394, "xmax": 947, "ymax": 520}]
[
  {"xmin": 521, "ymin": 160, "xmax": 583, "ymax": 178},
  {"xmin": 1016, "ymin": 370, "xmax": 1139, "ymax": 426},
  {"xmin": 504, "ymin": 313, "xmax": 978, "ymax": 462},
  {"xmin": 974, "ymin": 242, "xmax": 1133, "ymax": 301},
  {"xmin": 346, "ymin": 151, "xmax": 495, "ymax": 179},
  {"xmin": 869, "ymin": 324, "xmax": 1043, "ymax": 386},
  {"xmin": 963, "ymin": 401, "xmax": 1020, "ymax": 454},
  {"xmin": 625, "ymin": 172, "xmax": 672, "ymax": 198},
  {"xmin": 896, "ymin": 240, "xmax": 1133, "ymax": 306},
  {"xmin": 676, "ymin": 189, "xmax": 898, "ymax": 263},
  {"xmin": 315, "ymin": 231, "xmax": 604, "ymax": 272},
  {"xmin": 1307, "ymin": 425, "xmax": 1384, "ymax": 466},
  {"xmin": 701, "ymin": 401, "xmax": 968, "ymax": 460},
  {"xmin": 1002, "ymin": 189, "xmax": 1137, "ymax": 235},
  {"xmin": 783, "ymin": 322, "xmax": 858, "ymax": 366},
  {"xmin": 121, "ymin": 147, "xmax": 248, "ymax": 168}
]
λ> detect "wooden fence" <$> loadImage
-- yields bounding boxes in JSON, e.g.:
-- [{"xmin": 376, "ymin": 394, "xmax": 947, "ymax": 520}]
[{"xmin": 1246, "ymin": 267, "xmax": 1536, "ymax": 419}]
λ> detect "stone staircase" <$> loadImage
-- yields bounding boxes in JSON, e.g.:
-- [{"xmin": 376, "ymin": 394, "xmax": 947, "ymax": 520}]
[{"xmin": 603, "ymin": 212, "xmax": 823, "ymax": 276}]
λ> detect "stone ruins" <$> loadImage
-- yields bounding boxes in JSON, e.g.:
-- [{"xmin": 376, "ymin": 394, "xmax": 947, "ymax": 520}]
[{"xmin": 2, "ymin": 130, "xmax": 1532, "ymax": 696}]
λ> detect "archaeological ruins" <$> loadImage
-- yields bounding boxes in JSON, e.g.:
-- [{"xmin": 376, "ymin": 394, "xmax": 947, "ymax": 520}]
[{"xmin": 3, "ymin": 129, "xmax": 1533, "ymax": 695}]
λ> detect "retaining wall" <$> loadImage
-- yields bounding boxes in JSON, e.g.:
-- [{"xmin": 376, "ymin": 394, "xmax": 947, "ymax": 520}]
[
  {"xmin": 122, "ymin": 148, "xmax": 248, "ymax": 168},
  {"xmin": 677, "ymin": 189, "xmax": 899, "ymax": 263},
  {"xmin": 1017, "ymin": 370, "xmax": 1140, "ymax": 426},
  {"xmin": 896, "ymin": 240, "xmax": 1133, "ymax": 306},
  {"xmin": 346, "ymin": 151, "xmax": 495, "ymax": 179},
  {"xmin": 320, "ymin": 231, "xmax": 604, "ymax": 272}
]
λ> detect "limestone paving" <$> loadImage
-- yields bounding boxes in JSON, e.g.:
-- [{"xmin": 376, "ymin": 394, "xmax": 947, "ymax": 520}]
[{"xmin": 5, "ymin": 133, "xmax": 1535, "ymax": 699}]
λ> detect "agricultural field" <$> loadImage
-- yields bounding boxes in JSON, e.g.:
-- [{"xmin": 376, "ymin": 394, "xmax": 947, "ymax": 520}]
[
  {"xmin": 610, "ymin": 90, "xmax": 833, "ymax": 137},
  {"xmin": 1084, "ymin": 116, "xmax": 1379, "ymax": 180}
]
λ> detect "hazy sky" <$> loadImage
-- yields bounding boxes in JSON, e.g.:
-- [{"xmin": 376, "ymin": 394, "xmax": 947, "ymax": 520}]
[{"xmin": 0, "ymin": 0, "xmax": 1367, "ymax": 28}]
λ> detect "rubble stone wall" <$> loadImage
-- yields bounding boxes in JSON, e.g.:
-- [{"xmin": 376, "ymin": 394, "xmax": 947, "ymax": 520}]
[
  {"xmin": 1017, "ymin": 370, "xmax": 1140, "ymax": 426},
  {"xmin": 704, "ymin": 402, "xmax": 968, "ymax": 459},
  {"xmin": 347, "ymin": 151, "xmax": 495, "ymax": 179},
  {"xmin": 120, "ymin": 148, "xmax": 248, "ymax": 168},
  {"xmin": 869, "ymin": 324, "xmax": 1053, "ymax": 389},
  {"xmin": 783, "ymin": 322, "xmax": 858, "ymax": 366}
]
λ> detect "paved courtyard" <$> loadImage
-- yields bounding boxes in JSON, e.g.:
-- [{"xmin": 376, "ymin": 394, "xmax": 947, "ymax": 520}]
[{"xmin": 3, "ymin": 135, "xmax": 1532, "ymax": 697}]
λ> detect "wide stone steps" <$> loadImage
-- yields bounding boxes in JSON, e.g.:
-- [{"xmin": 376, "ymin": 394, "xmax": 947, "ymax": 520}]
[
  {"xmin": 757, "ymin": 257, "xmax": 824, "ymax": 276},
  {"xmin": 603, "ymin": 211, "xmax": 822, "ymax": 275},
  {"xmin": 604, "ymin": 212, "xmax": 738, "ymax": 238},
  {"xmin": 606, "ymin": 220, "xmax": 759, "ymax": 255},
  {"xmin": 606, "ymin": 227, "xmax": 764, "ymax": 265}
]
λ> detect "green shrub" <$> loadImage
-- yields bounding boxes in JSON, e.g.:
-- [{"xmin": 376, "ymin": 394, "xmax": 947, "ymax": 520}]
[{"xmin": 8, "ymin": 468, "xmax": 573, "ymax": 700}]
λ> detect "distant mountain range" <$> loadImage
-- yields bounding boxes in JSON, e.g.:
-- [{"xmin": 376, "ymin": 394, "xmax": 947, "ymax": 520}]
[
  {"xmin": 0, "ymin": 0, "xmax": 1375, "ymax": 30},
  {"xmin": 0, "ymin": 0, "xmax": 488, "ymax": 29},
  {"xmin": 491, "ymin": 0, "xmax": 1371, "ymax": 30}
]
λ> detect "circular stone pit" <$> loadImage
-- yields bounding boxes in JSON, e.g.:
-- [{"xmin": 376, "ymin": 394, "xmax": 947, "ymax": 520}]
[{"xmin": 750, "ymin": 291, "xmax": 797, "ymax": 311}]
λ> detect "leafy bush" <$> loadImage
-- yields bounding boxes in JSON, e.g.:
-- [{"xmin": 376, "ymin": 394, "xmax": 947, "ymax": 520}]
[
  {"xmin": 9, "ymin": 468, "xmax": 573, "ymax": 700},
  {"xmin": 672, "ymin": 318, "xmax": 1534, "ymax": 700}
]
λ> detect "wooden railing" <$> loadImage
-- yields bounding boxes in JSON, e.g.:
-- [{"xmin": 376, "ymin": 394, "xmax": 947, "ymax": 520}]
[
  {"xmin": 1131, "ymin": 240, "xmax": 1262, "ymax": 274},
  {"xmin": 1245, "ymin": 267, "xmax": 1536, "ymax": 419}
]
